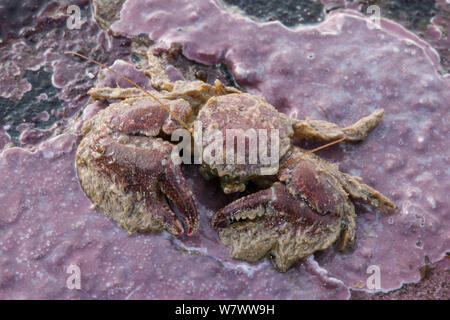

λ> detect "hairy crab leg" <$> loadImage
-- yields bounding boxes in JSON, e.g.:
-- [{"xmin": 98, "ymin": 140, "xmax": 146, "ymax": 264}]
[
  {"xmin": 342, "ymin": 109, "xmax": 385, "ymax": 141},
  {"xmin": 88, "ymin": 87, "xmax": 146, "ymax": 100},
  {"xmin": 337, "ymin": 208, "xmax": 356, "ymax": 251},
  {"xmin": 336, "ymin": 172, "xmax": 398, "ymax": 212},
  {"xmin": 292, "ymin": 109, "xmax": 384, "ymax": 142}
]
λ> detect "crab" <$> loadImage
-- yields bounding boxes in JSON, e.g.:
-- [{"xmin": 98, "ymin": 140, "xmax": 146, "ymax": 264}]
[{"xmin": 73, "ymin": 51, "xmax": 396, "ymax": 271}]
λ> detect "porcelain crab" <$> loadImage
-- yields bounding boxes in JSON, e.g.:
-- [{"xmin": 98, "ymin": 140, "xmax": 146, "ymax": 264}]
[{"xmin": 74, "ymin": 51, "xmax": 396, "ymax": 271}]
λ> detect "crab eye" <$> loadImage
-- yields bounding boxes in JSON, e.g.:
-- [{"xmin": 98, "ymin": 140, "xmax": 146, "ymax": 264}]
[{"xmin": 195, "ymin": 69, "xmax": 208, "ymax": 82}]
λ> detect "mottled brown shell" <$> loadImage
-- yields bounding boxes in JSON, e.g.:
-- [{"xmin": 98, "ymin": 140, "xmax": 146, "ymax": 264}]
[{"xmin": 196, "ymin": 93, "xmax": 293, "ymax": 193}]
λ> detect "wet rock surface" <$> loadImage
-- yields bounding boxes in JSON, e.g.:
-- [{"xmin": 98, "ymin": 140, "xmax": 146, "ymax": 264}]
[
  {"xmin": 0, "ymin": 0, "xmax": 130, "ymax": 147},
  {"xmin": 351, "ymin": 256, "xmax": 449, "ymax": 299},
  {"xmin": 222, "ymin": 0, "xmax": 326, "ymax": 26},
  {"xmin": 0, "ymin": 68, "xmax": 62, "ymax": 145},
  {"xmin": 222, "ymin": 0, "xmax": 450, "ymax": 73}
]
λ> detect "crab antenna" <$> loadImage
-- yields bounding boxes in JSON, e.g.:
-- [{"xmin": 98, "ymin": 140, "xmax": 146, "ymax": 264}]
[
  {"xmin": 282, "ymin": 136, "xmax": 346, "ymax": 169},
  {"xmin": 312, "ymin": 100, "xmax": 329, "ymax": 121},
  {"xmin": 64, "ymin": 51, "xmax": 193, "ymax": 134}
]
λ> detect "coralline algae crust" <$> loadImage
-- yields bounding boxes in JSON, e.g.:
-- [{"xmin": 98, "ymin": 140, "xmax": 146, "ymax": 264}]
[{"xmin": 0, "ymin": 0, "xmax": 448, "ymax": 299}]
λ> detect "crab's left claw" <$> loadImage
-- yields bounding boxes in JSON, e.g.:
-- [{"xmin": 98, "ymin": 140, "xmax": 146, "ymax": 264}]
[
  {"xmin": 211, "ymin": 187, "xmax": 274, "ymax": 229},
  {"xmin": 211, "ymin": 182, "xmax": 344, "ymax": 272}
]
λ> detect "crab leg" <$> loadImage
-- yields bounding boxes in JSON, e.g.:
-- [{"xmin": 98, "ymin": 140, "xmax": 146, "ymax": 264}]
[
  {"xmin": 292, "ymin": 109, "xmax": 384, "ymax": 142},
  {"xmin": 282, "ymin": 150, "xmax": 397, "ymax": 213},
  {"xmin": 336, "ymin": 172, "xmax": 397, "ymax": 212},
  {"xmin": 88, "ymin": 87, "xmax": 147, "ymax": 101},
  {"xmin": 143, "ymin": 50, "xmax": 173, "ymax": 90},
  {"xmin": 336, "ymin": 204, "xmax": 356, "ymax": 251}
]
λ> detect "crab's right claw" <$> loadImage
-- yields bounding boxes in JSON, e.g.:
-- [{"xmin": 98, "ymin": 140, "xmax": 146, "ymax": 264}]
[
  {"xmin": 76, "ymin": 132, "xmax": 199, "ymax": 237},
  {"xmin": 161, "ymin": 162, "xmax": 199, "ymax": 236}
]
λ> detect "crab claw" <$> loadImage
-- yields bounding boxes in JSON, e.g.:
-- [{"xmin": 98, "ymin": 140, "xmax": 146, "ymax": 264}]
[
  {"xmin": 211, "ymin": 187, "xmax": 274, "ymax": 229},
  {"xmin": 76, "ymin": 133, "xmax": 199, "ymax": 236},
  {"xmin": 76, "ymin": 95, "xmax": 199, "ymax": 236},
  {"xmin": 211, "ymin": 182, "xmax": 344, "ymax": 272},
  {"xmin": 160, "ymin": 161, "xmax": 199, "ymax": 236}
]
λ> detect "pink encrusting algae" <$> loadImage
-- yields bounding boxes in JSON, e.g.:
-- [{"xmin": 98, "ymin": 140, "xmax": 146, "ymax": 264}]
[{"xmin": 0, "ymin": 0, "xmax": 448, "ymax": 299}]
